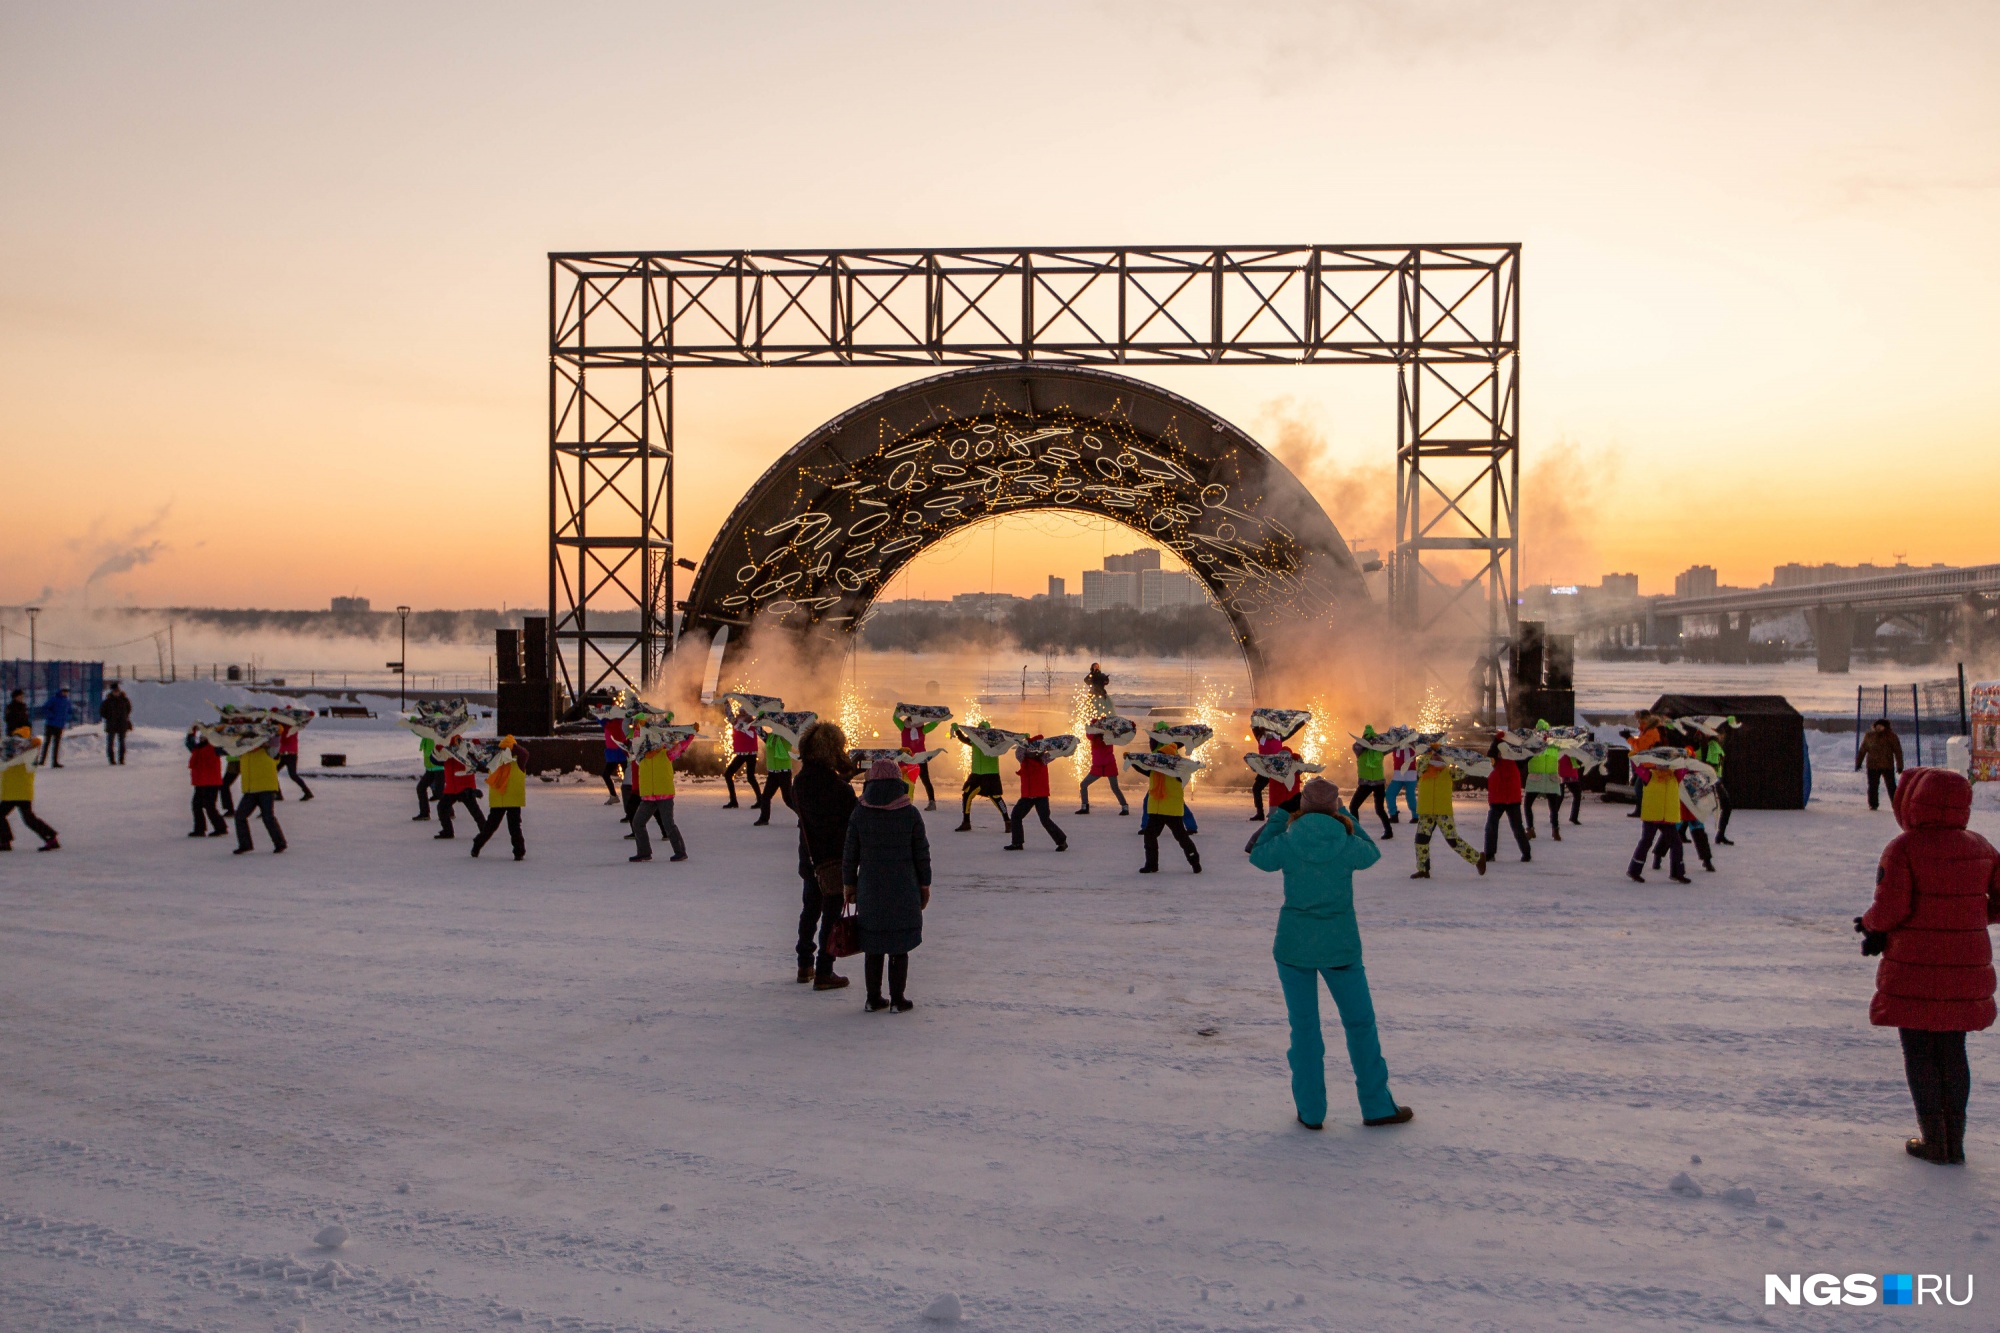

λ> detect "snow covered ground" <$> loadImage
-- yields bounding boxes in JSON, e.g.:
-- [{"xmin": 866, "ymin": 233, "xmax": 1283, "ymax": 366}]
[{"xmin": 4, "ymin": 728, "xmax": 2000, "ymax": 1330}]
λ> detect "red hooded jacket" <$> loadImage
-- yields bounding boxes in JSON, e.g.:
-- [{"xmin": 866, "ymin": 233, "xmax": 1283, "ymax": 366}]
[
  {"xmin": 188, "ymin": 739, "xmax": 223, "ymax": 787},
  {"xmin": 1017, "ymin": 738, "xmax": 1050, "ymax": 799},
  {"xmin": 1860, "ymin": 768, "xmax": 2000, "ymax": 1031}
]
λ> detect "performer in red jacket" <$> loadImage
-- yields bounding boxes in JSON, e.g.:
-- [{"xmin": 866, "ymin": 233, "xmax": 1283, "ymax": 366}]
[
  {"xmin": 1857, "ymin": 768, "xmax": 2000, "ymax": 1164},
  {"xmin": 185, "ymin": 725, "xmax": 228, "ymax": 837},
  {"xmin": 1479, "ymin": 738, "xmax": 1531, "ymax": 869},
  {"xmin": 1004, "ymin": 736, "xmax": 1067, "ymax": 852},
  {"xmin": 435, "ymin": 743, "xmax": 484, "ymax": 840}
]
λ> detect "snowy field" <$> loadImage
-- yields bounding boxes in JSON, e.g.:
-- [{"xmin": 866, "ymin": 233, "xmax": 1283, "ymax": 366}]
[{"xmin": 5, "ymin": 725, "xmax": 2000, "ymax": 1330}]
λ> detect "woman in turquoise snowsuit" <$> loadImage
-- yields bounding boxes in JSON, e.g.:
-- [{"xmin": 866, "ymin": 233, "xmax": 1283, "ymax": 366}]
[{"xmin": 1250, "ymin": 778, "xmax": 1413, "ymax": 1131}]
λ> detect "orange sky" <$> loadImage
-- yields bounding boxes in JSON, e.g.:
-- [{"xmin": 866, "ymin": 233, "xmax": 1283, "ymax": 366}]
[{"xmin": 3, "ymin": 1, "xmax": 1997, "ymax": 611}]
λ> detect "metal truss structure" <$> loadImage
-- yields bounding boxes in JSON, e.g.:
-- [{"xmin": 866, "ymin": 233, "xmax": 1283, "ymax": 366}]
[{"xmin": 549, "ymin": 245, "xmax": 1520, "ymax": 708}]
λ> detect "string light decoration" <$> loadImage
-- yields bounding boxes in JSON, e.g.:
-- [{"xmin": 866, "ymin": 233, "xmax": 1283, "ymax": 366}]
[{"xmin": 682, "ymin": 364, "xmax": 1373, "ymax": 692}]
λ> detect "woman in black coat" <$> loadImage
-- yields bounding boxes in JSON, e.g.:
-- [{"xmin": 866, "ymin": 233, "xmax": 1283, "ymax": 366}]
[
  {"xmin": 793, "ymin": 722, "xmax": 858, "ymax": 989},
  {"xmin": 843, "ymin": 758, "xmax": 932, "ymax": 1012}
]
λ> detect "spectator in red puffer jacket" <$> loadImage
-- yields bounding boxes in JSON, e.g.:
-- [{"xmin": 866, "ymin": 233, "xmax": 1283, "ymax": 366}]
[{"xmin": 1857, "ymin": 767, "xmax": 2000, "ymax": 1165}]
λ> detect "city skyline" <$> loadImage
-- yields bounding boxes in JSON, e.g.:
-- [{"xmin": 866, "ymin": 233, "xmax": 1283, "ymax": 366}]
[{"xmin": 4, "ymin": 3, "xmax": 1998, "ymax": 612}]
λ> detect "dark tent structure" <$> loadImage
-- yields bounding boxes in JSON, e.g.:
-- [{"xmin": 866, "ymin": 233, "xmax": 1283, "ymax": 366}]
[{"xmin": 1650, "ymin": 694, "xmax": 1807, "ymax": 810}]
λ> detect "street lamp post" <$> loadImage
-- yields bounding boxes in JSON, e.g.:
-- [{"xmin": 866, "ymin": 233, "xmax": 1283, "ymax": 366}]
[
  {"xmin": 396, "ymin": 606, "xmax": 411, "ymax": 712},
  {"xmin": 25, "ymin": 606, "xmax": 40, "ymax": 721}
]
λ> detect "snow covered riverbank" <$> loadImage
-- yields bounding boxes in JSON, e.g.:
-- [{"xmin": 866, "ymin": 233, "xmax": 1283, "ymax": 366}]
[{"xmin": 3, "ymin": 755, "xmax": 1998, "ymax": 1330}]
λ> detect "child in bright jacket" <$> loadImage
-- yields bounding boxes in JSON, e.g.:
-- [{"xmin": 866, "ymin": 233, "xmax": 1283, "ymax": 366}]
[
  {"xmin": 753, "ymin": 727, "xmax": 796, "ymax": 825},
  {"xmin": 233, "ymin": 732, "xmax": 287, "ymax": 854},
  {"xmin": 894, "ymin": 706, "xmax": 943, "ymax": 811},
  {"xmin": 186, "ymin": 726, "xmax": 228, "ymax": 836},
  {"xmin": 1626, "ymin": 751, "xmax": 1690, "ymax": 883},
  {"xmin": 1411, "ymin": 746, "xmax": 1482, "ymax": 879},
  {"xmin": 1, "ymin": 728, "xmax": 60, "ymax": 851},
  {"xmin": 1347, "ymin": 726, "xmax": 1393, "ymax": 838},
  {"xmin": 472, "ymin": 739, "xmax": 529, "ymax": 860},
  {"xmin": 630, "ymin": 727, "xmax": 694, "ymax": 862},
  {"xmin": 1138, "ymin": 742, "xmax": 1201, "ymax": 875},
  {"xmin": 1004, "ymin": 736, "xmax": 1067, "ymax": 852}
]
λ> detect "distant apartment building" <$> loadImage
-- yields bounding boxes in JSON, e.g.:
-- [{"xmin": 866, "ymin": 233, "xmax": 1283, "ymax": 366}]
[
  {"xmin": 949, "ymin": 591, "xmax": 1022, "ymax": 621},
  {"xmin": 1770, "ymin": 561, "xmax": 1947, "ymax": 589},
  {"xmin": 1103, "ymin": 549, "xmax": 1162, "ymax": 574},
  {"xmin": 1139, "ymin": 567, "xmax": 1197, "ymax": 611},
  {"xmin": 1673, "ymin": 565, "xmax": 1718, "ymax": 599},
  {"xmin": 1048, "ymin": 575, "xmax": 1065, "ymax": 599},
  {"xmin": 1598, "ymin": 573, "xmax": 1640, "ymax": 600},
  {"xmin": 1082, "ymin": 568, "xmax": 1140, "ymax": 612},
  {"xmin": 330, "ymin": 596, "xmax": 371, "ymax": 613}
]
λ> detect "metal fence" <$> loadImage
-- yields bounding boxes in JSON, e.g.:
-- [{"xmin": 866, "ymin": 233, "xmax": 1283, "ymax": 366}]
[
  {"xmin": 1854, "ymin": 666, "xmax": 1970, "ymax": 768},
  {"xmin": 1, "ymin": 660, "xmax": 105, "ymax": 726}
]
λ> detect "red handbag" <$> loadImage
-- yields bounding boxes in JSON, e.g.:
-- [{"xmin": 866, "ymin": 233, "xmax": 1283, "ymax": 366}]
[{"xmin": 826, "ymin": 906, "xmax": 862, "ymax": 958}]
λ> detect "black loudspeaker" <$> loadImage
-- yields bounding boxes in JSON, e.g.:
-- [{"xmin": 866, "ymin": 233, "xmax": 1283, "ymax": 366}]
[
  {"xmin": 495, "ymin": 629, "xmax": 522, "ymax": 683},
  {"xmin": 1545, "ymin": 634, "xmax": 1575, "ymax": 689},
  {"xmin": 497, "ymin": 681, "xmax": 553, "ymax": 738},
  {"xmin": 1516, "ymin": 687, "xmax": 1576, "ymax": 728},
  {"xmin": 522, "ymin": 617, "xmax": 549, "ymax": 681},
  {"xmin": 1512, "ymin": 621, "xmax": 1546, "ymax": 692}
]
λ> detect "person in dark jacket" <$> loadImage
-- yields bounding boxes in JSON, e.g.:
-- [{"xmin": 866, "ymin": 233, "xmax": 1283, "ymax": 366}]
[
  {"xmin": 1856, "ymin": 768, "xmax": 2000, "ymax": 1164},
  {"xmin": 1250, "ymin": 778, "xmax": 1412, "ymax": 1130},
  {"xmin": 4, "ymin": 690, "xmax": 28, "ymax": 736},
  {"xmin": 185, "ymin": 725, "xmax": 228, "ymax": 836},
  {"xmin": 100, "ymin": 682, "xmax": 133, "ymax": 764},
  {"xmin": 36, "ymin": 687, "xmax": 71, "ymax": 767},
  {"xmin": 843, "ymin": 758, "xmax": 932, "ymax": 1012},
  {"xmin": 793, "ymin": 722, "xmax": 858, "ymax": 990},
  {"xmin": 1857, "ymin": 719, "xmax": 1906, "ymax": 811}
]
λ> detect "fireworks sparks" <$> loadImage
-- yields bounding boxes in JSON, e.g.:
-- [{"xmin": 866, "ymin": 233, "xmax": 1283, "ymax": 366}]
[
  {"xmin": 1183, "ymin": 677, "xmax": 1233, "ymax": 792},
  {"xmin": 836, "ymin": 677, "xmax": 867, "ymax": 744},
  {"xmin": 1417, "ymin": 685, "xmax": 1452, "ymax": 735},
  {"xmin": 1066, "ymin": 680, "xmax": 1107, "ymax": 780},
  {"xmin": 1293, "ymin": 695, "xmax": 1334, "ymax": 769}
]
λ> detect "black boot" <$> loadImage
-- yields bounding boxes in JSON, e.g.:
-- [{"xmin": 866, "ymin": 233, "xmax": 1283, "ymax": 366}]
[
  {"xmin": 1907, "ymin": 1114, "xmax": 1951, "ymax": 1164},
  {"xmin": 1947, "ymin": 1112, "xmax": 1967, "ymax": 1165}
]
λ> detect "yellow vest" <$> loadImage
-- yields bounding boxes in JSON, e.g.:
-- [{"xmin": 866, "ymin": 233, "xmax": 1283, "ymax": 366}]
[
  {"xmin": 487, "ymin": 760, "xmax": 526, "ymax": 808},
  {"xmin": 1146, "ymin": 771, "xmax": 1185, "ymax": 817},
  {"xmin": 1639, "ymin": 768, "xmax": 1682, "ymax": 822},
  {"xmin": 1, "ymin": 765, "xmax": 33, "ymax": 802},
  {"xmin": 636, "ymin": 750, "xmax": 677, "ymax": 800},
  {"xmin": 1416, "ymin": 765, "xmax": 1456, "ymax": 817},
  {"xmin": 239, "ymin": 749, "xmax": 280, "ymax": 794}
]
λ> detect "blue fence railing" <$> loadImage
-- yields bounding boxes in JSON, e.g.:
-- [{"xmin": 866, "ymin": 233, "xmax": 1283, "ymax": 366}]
[{"xmin": 1, "ymin": 660, "xmax": 105, "ymax": 727}]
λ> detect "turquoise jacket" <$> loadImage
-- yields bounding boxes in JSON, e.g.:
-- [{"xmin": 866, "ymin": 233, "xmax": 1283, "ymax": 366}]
[{"xmin": 1250, "ymin": 809, "xmax": 1383, "ymax": 970}]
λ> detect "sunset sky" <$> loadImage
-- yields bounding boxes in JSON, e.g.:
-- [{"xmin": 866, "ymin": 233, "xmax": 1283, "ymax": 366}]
[{"xmin": 3, "ymin": 1, "xmax": 1997, "ymax": 614}]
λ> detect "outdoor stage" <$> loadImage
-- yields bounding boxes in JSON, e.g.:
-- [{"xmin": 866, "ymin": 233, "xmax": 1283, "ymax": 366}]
[{"xmin": 2, "ymin": 741, "xmax": 1994, "ymax": 1330}]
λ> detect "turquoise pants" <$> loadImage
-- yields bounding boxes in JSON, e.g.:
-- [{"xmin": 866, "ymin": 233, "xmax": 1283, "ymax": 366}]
[
  {"xmin": 1388, "ymin": 780, "xmax": 1420, "ymax": 820},
  {"xmin": 1277, "ymin": 961, "xmax": 1398, "ymax": 1124}
]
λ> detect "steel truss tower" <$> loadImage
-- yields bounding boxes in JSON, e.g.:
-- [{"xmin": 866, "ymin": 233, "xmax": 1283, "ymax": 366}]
[{"xmin": 548, "ymin": 245, "xmax": 1520, "ymax": 712}]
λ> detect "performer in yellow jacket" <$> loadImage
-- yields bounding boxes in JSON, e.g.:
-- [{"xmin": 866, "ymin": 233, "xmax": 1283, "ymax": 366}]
[
  {"xmin": 471, "ymin": 738, "xmax": 529, "ymax": 861},
  {"xmin": 631, "ymin": 724, "xmax": 694, "ymax": 863},
  {"xmin": 2, "ymin": 727, "xmax": 60, "ymax": 851},
  {"xmin": 1411, "ymin": 745, "xmax": 1482, "ymax": 880},
  {"xmin": 233, "ymin": 729, "xmax": 288, "ymax": 855}
]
